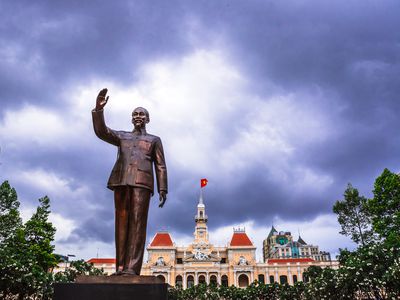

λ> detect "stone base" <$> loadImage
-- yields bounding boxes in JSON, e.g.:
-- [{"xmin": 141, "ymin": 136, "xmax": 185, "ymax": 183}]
[
  {"xmin": 75, "ymin": 275, "xmax": 165, "ymax": 284},
  {"xmin": 54, "ymin": 275, "xmax": 168, "ymax": 300}
]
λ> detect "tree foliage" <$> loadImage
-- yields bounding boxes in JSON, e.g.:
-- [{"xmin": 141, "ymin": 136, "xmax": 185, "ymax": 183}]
[
  {"xmin": 54, "ymin": 260, "xmax": 104, "ymax": 283},
  {"xmin": 0, "ymin": 181, "xmax": 22, "ymax": 242},
  {"xmin": 328, "ymin": 168, "xmax": 400, "ymax": 299},
  {"xmin": 369, "ymin": 168, "xmax": 400, "ymax": 247},
  {"xmin": 168, "ymin": 282, "xmax": 306, "ymax": 300},
  {"xmin": 0, "ymin": 183, "xmax": 58, "ymax": 299},
  {"xmin": 333, "ymin": 183, "xmax": 372, "ymax": 246},
  {"xmin": 0, "ymin": 180, "xmax": 104, "ymax": 299}
]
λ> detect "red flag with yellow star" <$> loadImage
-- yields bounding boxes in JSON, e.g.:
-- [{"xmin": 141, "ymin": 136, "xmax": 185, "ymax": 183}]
[{"xmin": 200, "ymin": 178, "xmax": 208, "ymax": 188}]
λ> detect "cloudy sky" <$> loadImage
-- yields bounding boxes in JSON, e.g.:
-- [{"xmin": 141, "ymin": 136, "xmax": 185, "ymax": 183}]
[{"xmin": 1, "ymin": 0, "xmax": 399, "ymax": 261}]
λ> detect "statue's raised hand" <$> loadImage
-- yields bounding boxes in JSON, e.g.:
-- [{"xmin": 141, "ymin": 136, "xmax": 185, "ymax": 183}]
[{"xmin": 95, "ymin": 88, "xmax": 109, "ymax": 111}]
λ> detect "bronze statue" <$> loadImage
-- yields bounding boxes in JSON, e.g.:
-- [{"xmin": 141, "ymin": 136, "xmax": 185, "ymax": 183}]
[{"xmin": 92, "ymin": 88, "xmax": 168, "ymax": 276}]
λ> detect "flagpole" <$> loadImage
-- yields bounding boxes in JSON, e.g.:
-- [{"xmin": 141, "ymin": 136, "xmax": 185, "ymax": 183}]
[{"xmin": 200, "ymin": 185, "xmax": 203, "ymax": 205}]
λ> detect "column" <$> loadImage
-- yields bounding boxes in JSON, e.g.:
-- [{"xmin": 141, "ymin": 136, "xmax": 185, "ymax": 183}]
[
  {"xmin": 206, "ymin": 271, "xmax": 209, "ymax": 284},
  {"xmin": 183, "ymin": 273, "xmax": 187, "ymax": 289},
  {"xmin": 287, "ymin": 266, "xmax": 292, "ymax": 285},
  {"xmin": 195, "ymin": 271, "xmax": 198, "ymax": 285},
  {"xmin": 167, "ymin": 271, "xmax": 171, "ymax": 285}
]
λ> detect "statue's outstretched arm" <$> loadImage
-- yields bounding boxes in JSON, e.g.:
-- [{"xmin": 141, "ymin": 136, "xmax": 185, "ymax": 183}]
[{"xmin": 92, "ymin": 88, "xmax": 120, "ymax": 146}]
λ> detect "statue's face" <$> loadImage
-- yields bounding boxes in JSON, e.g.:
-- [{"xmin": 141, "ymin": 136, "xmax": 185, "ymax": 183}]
[{"xmin": 132, "ymin": 107, "xmax": 149, "ymax": 128}]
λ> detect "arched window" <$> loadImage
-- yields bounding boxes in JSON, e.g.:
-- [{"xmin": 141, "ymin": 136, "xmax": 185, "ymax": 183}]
[
  {"xmin": 279, "ymin": 275, "xmax": 288, "ymax": 285},
  {"xmin": 200, "ymin": 211, "xmax": 203, "ymax": 217},
  {"xmin": 210, "ymin": 275, "xmax": 217, "ymax": 285},
  {"xmin": 221, "ymin": 275, "xmax": 228, "ymax": 287},
  {"xmin": 238, "ymin": 274, "xmax": 249, "ymax": 288},
  {"xmin": 157, "ymin": 275, "xmax": 165, "ymax": 283},
  {"xmin": 293, "ymin": 275, "xmax": 298, "ymax": 283},
  {"xmin": 187, "ymin": 275, "xmax": 194, "ymax": 288},
  {"xmin": 258, "ymin": 274, "xmax": 265, "ymax": 284},
  {"xmin": 198, "ymin": 275, "xmax": 206, "ymax": 285},
  {"xmin": 269, "ymin": 275, "xmax": 275, "ymax": 283},
  {"xmin": 175, "ymin": 275, "xmax": 183, "ymax": 287}
]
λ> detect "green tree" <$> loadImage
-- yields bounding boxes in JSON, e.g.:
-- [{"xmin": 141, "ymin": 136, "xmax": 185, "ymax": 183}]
[
  {"xmin": 0, "ymin": 181, "xmax": 58, "ymax": 300},
  {"xmin": 0, "ymin": 181, "xmax": 24, "ymax": 299},
  {"xmin": 333, "ymin": 183, "xmax": 373, "ymax": 246},
  {"xmin": 369, "ymin": 168, "xmax": 400, "ymax": 247},
  {"xmin": 24, "ymin": 196, "xmax": 57, "ymax": 274},
  {"xmin": 54, "ymin": 259, "xmax": 104, "ymax": 283},
  {"xmin": 0, "ymin": 181, "xmax": 22, "ymax": 242},
  {"xmin": 330, "ymin": 170, "xmax": 400, "ymax": 299}
]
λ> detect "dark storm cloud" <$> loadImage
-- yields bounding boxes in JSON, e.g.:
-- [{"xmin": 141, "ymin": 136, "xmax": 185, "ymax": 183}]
[
  {"xmin": 147, "ymin": 0, "xmax": 400, "ymax": 238},
  {"xmin": 146, "ymin": 165, "xmax": 338, "ymax": 239},
  {"xmin": 0, "ymin": 0, "xmax": 192, "ymax": 110},
  {"xmin": 1, "ymin": 0, "xmax": 399, "ymax": 252},
  {"xmin": 64, "ymin": 209, "xmax": 115, "ymax": 244}
]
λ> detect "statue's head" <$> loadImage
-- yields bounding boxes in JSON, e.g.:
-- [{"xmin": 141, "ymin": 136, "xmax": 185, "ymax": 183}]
[{"xmin": 132, "ymin": 107, "xmax": 150, "ymax": 128}]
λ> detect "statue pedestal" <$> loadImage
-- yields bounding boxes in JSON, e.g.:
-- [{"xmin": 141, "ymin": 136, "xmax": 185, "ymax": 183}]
[{"xmin": 54, "ymin": 275, "xmax": 168, "ymax": 300}]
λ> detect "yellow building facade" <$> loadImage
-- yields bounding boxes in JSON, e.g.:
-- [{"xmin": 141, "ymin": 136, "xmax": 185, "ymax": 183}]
[
  {"xmin": 88, "ymin": 194, "xmax": 338, "ymax": 287},
  {"xmin": 140, "ymin": 194, "xmax": 338, "ymax": 287}
]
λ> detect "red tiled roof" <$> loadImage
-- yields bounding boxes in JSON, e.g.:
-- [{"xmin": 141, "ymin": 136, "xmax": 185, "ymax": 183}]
[
  {"xmin": 87, "ymin": 258, "xmax": 116, "ymax": 264},
  {"xmin": 267, "ymin": 258, "xmax": 314, "ymax": 264},
  {"xmin": 150, "ymin": 232, "xmax": 174, "ymax": 247},
  {"xmin": 230, "ymin": 232, "xmax": 253, "ymax": 246}
]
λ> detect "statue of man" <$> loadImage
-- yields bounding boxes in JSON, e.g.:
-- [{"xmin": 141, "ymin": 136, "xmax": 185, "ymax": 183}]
[{"xmin": 92, "ymin": 88, "xmax": 168, "ymax": 275}]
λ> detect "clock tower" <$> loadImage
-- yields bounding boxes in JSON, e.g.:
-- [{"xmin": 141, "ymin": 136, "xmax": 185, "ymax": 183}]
[{"xmin": 194, "ymin": 192, "xmax": 209, "ymax": 244}]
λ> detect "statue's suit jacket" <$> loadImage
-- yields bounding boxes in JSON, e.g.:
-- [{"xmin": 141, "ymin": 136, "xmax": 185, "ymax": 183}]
[{"xmin": 92, "ymin": 109, "xmax": 168, "ymax": 195}]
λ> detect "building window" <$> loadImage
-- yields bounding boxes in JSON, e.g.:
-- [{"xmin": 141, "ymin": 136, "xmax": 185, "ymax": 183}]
[
  {"xmin": 200, "ymin": 211, "xmax": 203, "ymax": 217},
  {"xmin": 258, "ymin": 274, "xmax": 265, "ymax": 284},
  {"xmin": 175, "ymin": 275, "xmax": 183, "ymax": 287},
  {"xmin": 157, "ymin": 275, "xmax": 166, "ymax": 283},
  {"xmin": 238, "ymin": 274, "xmax": 249, "ymax": 288},
  {"xmin": 279, "ymin": 275, "xmax": 288, "ymax": 285},
  {"xmin": 221, "ymin": 275, "xmax": 228, "ymax": 287},
  {"xmin": 187, "ymin": 275, "xmax": 194, "ymax": 288},
  {"xmin": 220, "ymin": 258, "xmax": 226, "ymax": 264},
  {"xmin": 176, "ymin": 258, "xmax": 183, "ymax": 264},
  {"xmin": 269, "ymin": 275, "xmax": 275, "ymax": 283},
  {"xmin": 210, "ymin": 275, "xmax": 217, "ymax": 286},
  {"xmin": 198, "ymin": 275, "xmax": 206, "ymax": 285},
  {"xmin": 293, "ymin": 275, "xmax": 297, "ymax": 283}
]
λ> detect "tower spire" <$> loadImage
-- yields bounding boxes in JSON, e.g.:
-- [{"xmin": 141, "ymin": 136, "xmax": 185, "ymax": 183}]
[
  {"xmin": 194, "ymin": 189, "xmax": 208, "ymax": 243},
  {"xmin": 198, "ymin": 189, "xmax": 204, "ymax": 206}
]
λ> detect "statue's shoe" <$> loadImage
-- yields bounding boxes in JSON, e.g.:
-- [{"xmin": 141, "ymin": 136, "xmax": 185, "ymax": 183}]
[
  {"xmin": 111, "ymin": 270, "xmax": 124, "ymax": 276},
  {"xmin": 121, "ymin": 270, "xmax": 138, "ymax": 276}
]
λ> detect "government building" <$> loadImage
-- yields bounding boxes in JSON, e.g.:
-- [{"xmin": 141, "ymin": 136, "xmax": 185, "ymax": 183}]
[{"xmin": 88, "ymin": 194, "xmax": 338, "ymax": 288}]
